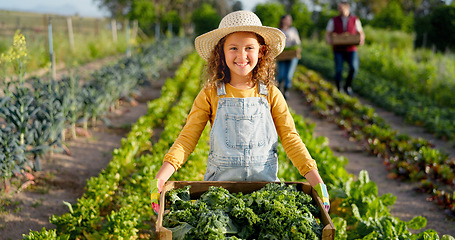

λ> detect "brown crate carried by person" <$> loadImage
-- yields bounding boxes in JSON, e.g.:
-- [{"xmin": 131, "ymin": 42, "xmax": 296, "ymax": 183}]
[
  {"xmin": 331, "ymin": 32, "xmax": 360, "ymax": 46},
  {"xmin": 276, "ymin": 47, "xmax": 301, "ymax": 61},
  {"xmin": 156, "ymin": 181, "xmax": 335, "ymax": 240}
]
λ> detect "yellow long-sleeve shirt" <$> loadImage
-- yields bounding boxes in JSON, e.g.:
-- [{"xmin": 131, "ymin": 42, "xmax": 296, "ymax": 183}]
[{"xmin": 163, "ymin": 83, "xmax": 318, "ymax": 177}]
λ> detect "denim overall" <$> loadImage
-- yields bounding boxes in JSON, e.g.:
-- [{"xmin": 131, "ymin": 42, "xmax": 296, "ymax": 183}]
[{"xmin": 204, "ymin": 82, "xmax": 279, "ymax": 182}]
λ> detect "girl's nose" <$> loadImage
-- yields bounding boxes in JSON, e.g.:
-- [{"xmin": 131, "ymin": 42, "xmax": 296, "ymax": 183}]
[{"xmin": 237, "ymin": 49, "xmax": 247, "ymax": 58}]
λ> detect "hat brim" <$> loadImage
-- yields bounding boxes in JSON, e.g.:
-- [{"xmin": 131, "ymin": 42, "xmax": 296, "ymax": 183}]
[{"xmin": 195, "ymin": 25, "xmax": 286, "ymax": 62}]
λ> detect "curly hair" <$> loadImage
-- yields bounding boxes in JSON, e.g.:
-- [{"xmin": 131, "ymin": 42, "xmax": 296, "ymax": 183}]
[{"xmin": 203, "ymin": 32, "xmax": 277, "ymax": 88}]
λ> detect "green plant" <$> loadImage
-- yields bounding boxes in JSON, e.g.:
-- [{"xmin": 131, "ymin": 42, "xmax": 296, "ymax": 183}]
[{"xmin": 191, "ymin": 3, "xmax": 221, "ymax": 36}]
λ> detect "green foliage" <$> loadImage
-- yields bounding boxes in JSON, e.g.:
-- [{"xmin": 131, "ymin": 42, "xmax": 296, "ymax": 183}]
[
  {"xmin": 128, "ymin": 0, "xmax": 156, "ymax": 36},
  {"xmin": 164, "ymin": 183, "xmax": 323, "ymax": 239},
  {"xmin": 191, "ymin": 3, "xmax": 221, "ymax": 37},
  {"xmin": 370, "ymin": 0, "xmax": 414, "ymax": 32},
  {"xmin": 362, "ymin": 25, "xmax": 414, "ymax": 49},
  {"xmin": 254, "ymin": 3, "xmax": 285, "ymax": 28},
  {"xmin": 0, "ymin": 126, "xmax": 27, "ymax": 179},
  {"xmin": 428, "ymin": 5, "xmax": 455, "ymax": 52},
  {"xmin": 161, "ymin": 10, "xmax": 181, "ymax": 36},
  {"xmin": 312, "ymin": 6, "xmax": 338, "ymax": 39},
  {"xmin": 293, "ymin": 62, "xmax": 455, "ymax": 218},
  {"xmin": 290, "ymin": 2, "xmax": 314, "ymax": 37},
  {"xmin": 22, "ymin": 227, "xmax": 69, "ymax": 240}
]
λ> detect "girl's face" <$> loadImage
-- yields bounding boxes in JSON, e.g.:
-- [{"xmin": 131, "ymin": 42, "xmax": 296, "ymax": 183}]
[{"xmin": 223, "ymin": 32, "xmax": 262, "ymax": 81}]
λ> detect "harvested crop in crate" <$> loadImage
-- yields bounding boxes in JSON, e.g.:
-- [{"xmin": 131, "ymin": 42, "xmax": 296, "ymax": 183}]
[{"xmin": 163, "ymin": 183, "xmax": 324, "ymax": 239}]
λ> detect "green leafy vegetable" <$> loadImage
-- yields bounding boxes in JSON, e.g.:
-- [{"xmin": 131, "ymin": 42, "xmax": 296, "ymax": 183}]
[{"xmin": 163, "ymin": 183, "xmax": 324, "ymax": 239}]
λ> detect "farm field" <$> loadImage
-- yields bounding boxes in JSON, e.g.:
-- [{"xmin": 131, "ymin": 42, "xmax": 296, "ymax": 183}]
[
  {"xmin": 1, "ymin": 5, "xmax": 455, "ymax": 238},
  {"xmin": 0, "ymin": 46, "xmax": 454, "ymax": 239}
]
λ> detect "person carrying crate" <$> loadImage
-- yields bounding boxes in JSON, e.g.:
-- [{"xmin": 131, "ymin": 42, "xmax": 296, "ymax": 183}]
[
  {"xmin": 276, "ymin": 14, "xmax": 301, "ymax": 99},
  {"xmin": 325, "ymin": 1, "xmax": 365, "ymax": 96}
]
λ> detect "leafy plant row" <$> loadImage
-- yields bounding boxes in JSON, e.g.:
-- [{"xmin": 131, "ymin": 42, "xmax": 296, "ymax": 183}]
[
  {"xmin": 24, "ymin": 52, "xmax": 453, "ymax": 239},
  {"xmin": 298, "ymin": 40, "xmax": 455, "ymax": 141},
  {"xmin": 0, "ymin": 36, "xmax": 192, "ymax": 183},
  {"xmin": 24, "ymin": 52, "xmax": 206, "ymax": 239},
  {"xmin": 293, "ymin": 65, "xmax": 454, "ymax": 219},
  {"xmin": 274, "ymin": 110, "xmax": 446, "ymax": 239}
]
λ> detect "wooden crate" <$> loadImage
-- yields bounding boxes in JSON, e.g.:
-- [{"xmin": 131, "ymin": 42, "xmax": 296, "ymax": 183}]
[
  {"xmin": 331, "ymin": 32, "xmax": 360, "ymax": 46},
  {"xmin": 156, "ymin": 181, "xmax": 335, "ymax": 240},
  {"xmin": 276, "ymin": 48, "xmax": 301, "ymax": 61}
]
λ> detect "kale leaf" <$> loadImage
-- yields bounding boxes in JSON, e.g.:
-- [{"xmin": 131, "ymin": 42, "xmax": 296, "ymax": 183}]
[{"xmin": 163, "ymin": 183, "xmax": 324, "ymax": 239}]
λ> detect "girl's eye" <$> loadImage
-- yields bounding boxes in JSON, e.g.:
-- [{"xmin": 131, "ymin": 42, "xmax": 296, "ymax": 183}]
[{"xmin": 230, "ymin": 47, "xmax": 237, "ymax": 50}]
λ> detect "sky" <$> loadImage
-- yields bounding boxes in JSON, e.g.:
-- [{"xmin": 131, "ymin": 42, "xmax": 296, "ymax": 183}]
[
  {"xmin": 0, "ymin": 0, "xmax": 109, "ymax": 17},
  {"xmin": 0, "ymin": 0, "xmax": 266, "ymax": 18},
  {"xmin": 2, "ymin": 0, "xmax": 451, "ymax": 18}
]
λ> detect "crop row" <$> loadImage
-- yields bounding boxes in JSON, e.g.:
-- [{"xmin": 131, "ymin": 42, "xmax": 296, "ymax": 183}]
[
  {"xmin": 24, "ymin": 52, "xmax": 453, "ymax": 239},
  {"xmin": 24, "ymin": 52, "xmax": 206, "ymax": 239},
  {"xmin": 293, "ymin": 65, "xmax": 454, "ymax": 219},
  {"xmin": 0, "ymin": 37, "xmax": 192, "ymax": 183},
  {"xmin": 273, "ymin": 111, "xmax": 439, "ymax": 239},
  {"xmin": 298, "ymin": 40, "xmax": 455, "ymax": 141}
]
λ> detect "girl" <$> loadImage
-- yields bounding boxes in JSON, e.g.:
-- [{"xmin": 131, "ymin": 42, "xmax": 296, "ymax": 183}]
[{"xmin": 151, "ymin": 10, "xmax": 329, "ymax": 212}]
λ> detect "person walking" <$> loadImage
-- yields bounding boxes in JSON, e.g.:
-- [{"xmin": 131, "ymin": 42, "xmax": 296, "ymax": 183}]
[
  {"xmin": 277, "ymin": 14, "xmax": 301, "ymax": 99},
  {"xmin": 325, "ymin": 1, "xmax": 365, "ymax": 96}
]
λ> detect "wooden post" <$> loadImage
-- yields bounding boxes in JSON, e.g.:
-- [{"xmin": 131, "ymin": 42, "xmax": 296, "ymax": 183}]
[
  {"xmin": 111, "ymin": 19, "xmax": 117, "ymax": 43},
  {"xmin": 125, "ymin": 20, "xmax": 131, "ymax": 57},
  {"xmin": 155, "ymin": 21, "xmax": 160, "ymax": 40},
  {"xmin": 48, "ymin": 17, "xmax": 56, "ymax": 80},
  {"xmin": 66, "ymin": 17, "xmax": 74, "ymax": 52},
  {"xmin": 168, "ymin": 22, "xmax": 172, "ymax": 37},
  {"xmin": 95, "ymin": 19, "xmax": 99, "ymax": 36},
  {"xmin": 16, "ymin": 16, "xmax": 20, "ymax": 29},
  {"xmin": 131, "ymin": 20, "xmax": 138, "ymax": 41}
]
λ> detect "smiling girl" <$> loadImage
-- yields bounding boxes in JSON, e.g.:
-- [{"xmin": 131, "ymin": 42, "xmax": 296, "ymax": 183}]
[{"xmin": 151, "ymin": 10, "xmax": 329, "ymax": 212}]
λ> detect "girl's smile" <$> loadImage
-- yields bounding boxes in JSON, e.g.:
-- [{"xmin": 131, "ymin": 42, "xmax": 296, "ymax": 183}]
[{"xmin": 223, "ymin": 32, "xmax": 263, "ymax": 87}]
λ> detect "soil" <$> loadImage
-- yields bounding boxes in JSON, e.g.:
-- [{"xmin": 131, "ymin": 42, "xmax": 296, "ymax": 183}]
[
  {"xmin": 286, "ymin": 90, "xmax": 455, "ymax": 237},
  {"xmin": 0, "ymin": 57, "xmax": 454, "ymax": 239}
]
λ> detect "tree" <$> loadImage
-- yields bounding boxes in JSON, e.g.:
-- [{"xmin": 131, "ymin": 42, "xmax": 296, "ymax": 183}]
[
  {"xmin": 191, "ymin": 3, "xmax": 222, "ymax": 36},
  {"xmin": 161, "ymin": 10, "xmax": 181, "ymax": 36},
  {"xmin": 127, "ymin": 0, "xmax": 156, "ymax": 36},
  {"xmin": 232, "ymin": 0, "xmax": 243, "ymax": 11},
  {"xmin": 427, "ymin": 4, "xmax": 455, "ymax": 51},
  {"xmin": 370, "ymin": 0, "xmax": 413, "ymax": 32},
  {"xmin": 276, "ymin": 0, "xmax": 301, "ymax": 13},
  {"xmin": 93, "ymin": 0, "xmax": 131, "ymax": 19},
  {"xmin": 290, "ymin": 2, "xmax": 314, "ymax": 37},
  {"xmin": 254, "ymin": 3, "xmax": 286, "ymax": 28}
]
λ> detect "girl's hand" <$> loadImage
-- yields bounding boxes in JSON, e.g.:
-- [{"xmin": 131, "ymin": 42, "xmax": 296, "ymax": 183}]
[
  {"xmin": 314, "ymin": 182, "xmax": 330, "ymax": 212},
  {"xmin": 150, "ymin": 178, "xmax": 165, "ymax": 214}
]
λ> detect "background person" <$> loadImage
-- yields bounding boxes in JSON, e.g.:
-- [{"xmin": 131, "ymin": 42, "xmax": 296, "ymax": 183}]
[
  {"xmin": 325, "ymin": 1, "xmax": 365, "ymax": 96},
  {"xmin": 277, "ymin": 14, "xmax": 301, "ymax": 99}
]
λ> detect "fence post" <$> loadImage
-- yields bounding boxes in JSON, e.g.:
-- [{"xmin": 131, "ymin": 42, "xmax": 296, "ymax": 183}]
[
  {"xmin": 111, "ymin": 19, "xmax": 117, "ymax": 43},
  {"xmin": 155, "ymin": 21, "xmax": 160, "ymax": 40},
  {"xmin": 126, "ymin": 20, "xmax": 131, "ymax": 57},
  {"xmin": 16, "ymin": 16, "xmax": 20, "ymax": 29},
  {"xmin": 48, "ymin": 17, "xmax": 56, "ymax": 80},
  {"xmin": 132, "ymin": 20, "xmax": 138, "ymax": 40},
  {"xmin": 168, "ymin": 22, "xmax": 173, "ymax": 37},
  {"xmin": 67, "ymin": 17, "xmax": 74, "ymax": 52},
  {"xmin": 95, "ymin": 19, "xmax": 99, "ymax": 36}
]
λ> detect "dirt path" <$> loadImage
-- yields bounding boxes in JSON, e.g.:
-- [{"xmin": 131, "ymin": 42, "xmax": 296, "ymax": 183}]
[
  {"xmin": 1, "ymin": 54, "xmax": 454, "ymax": 239},
  {"xmin": 286, "ymin": 89, "xmax": 455, "ymax": 237},
  {"xmin": 0, "ymin": 56, "xmax": 170, "ymax": 240}
]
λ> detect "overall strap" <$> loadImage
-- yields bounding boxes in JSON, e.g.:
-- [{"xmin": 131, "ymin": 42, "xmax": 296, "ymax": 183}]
[
  {"xmin": 217, "ymin": 82, "xmax": 226, "ymax": 96},
  {"xmin": 259, "ymin": 82, "xmax": 268, "ymax": 96},
  {"xmin": 218, "ymin": 82, "xmax": 268, "ymax": 96}
]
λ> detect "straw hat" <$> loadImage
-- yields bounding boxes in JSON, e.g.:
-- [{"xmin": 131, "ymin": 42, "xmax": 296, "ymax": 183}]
[{"xmin": 195, "ymin": 10, "xmax": 286, "ymax": 62}]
